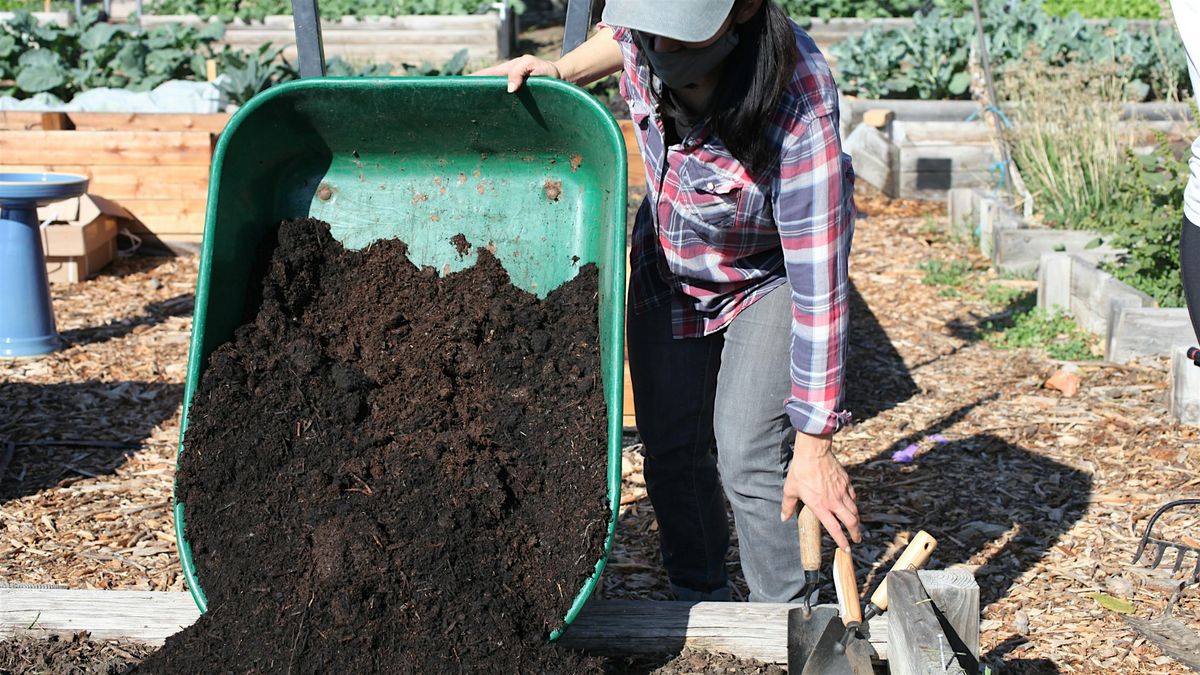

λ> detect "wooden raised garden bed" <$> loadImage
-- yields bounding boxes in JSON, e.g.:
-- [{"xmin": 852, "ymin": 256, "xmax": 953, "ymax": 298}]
[
  {"xmin": 138, "ymin": 13, "xmax": 510, "ymax": 66},
  {"xmin": 0, "ymin": 111, "xmax": 228, "ymax": 246},
  {"xmin": 0, "ymin": 568, "xmax": 982, "ymax": 670}
]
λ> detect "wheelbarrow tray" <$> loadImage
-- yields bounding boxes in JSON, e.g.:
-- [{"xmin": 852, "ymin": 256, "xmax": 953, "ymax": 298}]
[{"xmin": 174, "ymin": 77, "xmax": 627, "ymax": 638}]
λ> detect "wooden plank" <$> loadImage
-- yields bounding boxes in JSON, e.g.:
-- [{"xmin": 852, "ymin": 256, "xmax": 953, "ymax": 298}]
[
  {"xmin": 140, "ymin": 14, "xmax": 499, "ymax": 30},
  {"xmin": 0, "ymin": 112, "xmax": 230, "ymax": 133},
  {"xmin": 893, "ymin": 121, "xmax": 992, "ymax": 145},
  {"xmin": 0, "ymin": 165, "xmax": 210, "ymax": 201},
  {"xmin": 1106, "ymin": 307, "xmax": 1195, "ymax": 363},
  {"xmin": 222, "ymin": 28, "xmax": 495, "ymax": 45},
  {"xmin": 120, "ymin": 199, "xmax": 208, "ymax": 233},
  {"xmin": 560, "ymin": 599, "xmax": 889, "ymax": 663},
  {"xmin": 918, "ymin": 568, "xmax": 980, "ymax": 661},
  {"xmin": 0, "ymin": 589, "xmax": 199, "ymax": 644},
  {"xmin": 886, "ymin": 571, "xmax": 970, "ymax": 675},
  {"xmin": 897, "ymin": 144, "xmax": 996, "ymax": 173},
  {"xmin": 40, "ymin": 112, "xmax": 74, "ymax": 131},
  {"xmin": 1171, "ymin": 346, "xmax": 1200, "ymax": 425},
  {"xmin": 275, "ymin": 43, "xmax": 496, "ymax": 65},
  {"xmin": 0, "ymin": 589, "xmax": 891, "ymax": 662},
  {"xmin": 0, "ymin": 131, "xmax": 214, "ymax": 166}
]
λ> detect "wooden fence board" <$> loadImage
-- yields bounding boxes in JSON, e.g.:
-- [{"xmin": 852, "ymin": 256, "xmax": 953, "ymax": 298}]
[
  {"xmin": 0, "ymin": 112, "xmax": 230, "ymax": 133},
  {"xmin": 0, "ymin": 131, "xmax": 214, "ymax": 166},
  {"xmin": 120, "ymin": 199, "xmax": 208, "ymax": 233},
  {"xmin": 0, "ymin": 164, "xmax": 211, "ymax": 201}
]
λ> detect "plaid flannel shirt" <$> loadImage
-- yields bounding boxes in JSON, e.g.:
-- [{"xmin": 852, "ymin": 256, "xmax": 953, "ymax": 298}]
[{"xmin": 612, "ymin": 21, "xmax": 856, "ymax": 435}]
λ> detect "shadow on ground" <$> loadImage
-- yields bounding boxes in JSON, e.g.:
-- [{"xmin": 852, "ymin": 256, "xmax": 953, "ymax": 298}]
[
  {"xmin": 849, "ymin": 403, "xmax": 1090, "ymax": 673},
  {"xmin": 58, "ymin": 293, "xmax": 194, "ymax": 349},
  {"xmin": 843, "ymin": 282, "xmax": 920, "ymax": 423},
  {"xmin": 0, "ymin": 381, "xmax": 183, "ymax": 503}
]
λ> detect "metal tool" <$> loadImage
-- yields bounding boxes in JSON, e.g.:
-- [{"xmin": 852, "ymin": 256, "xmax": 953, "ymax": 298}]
[
  {"xmin": 800, "ymin": 548, "xmax": 873, "ymax": 675},
  {"xmin": 862, "ymin": 530, "xmax": 938, "ymax": 623},
  {"xmin": 1131, "ymin": 498, "xmax": 1200, "ymax": 583},
  {"xmin": 788, "ymin": 507, "xmax": 835, "ymax": 670},
  {"xmin": 1123, "ymin": 587, "xmax": 1200, "ymax": 671}
]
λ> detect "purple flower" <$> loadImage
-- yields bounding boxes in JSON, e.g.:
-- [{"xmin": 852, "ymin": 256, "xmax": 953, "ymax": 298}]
[
  {"xmin": 930, "ymin": 434, "xmax": 948, "ymax": 444},
  {"xmin": 892, "ymin": 444, "xmax": 919, "ymax": 463}
]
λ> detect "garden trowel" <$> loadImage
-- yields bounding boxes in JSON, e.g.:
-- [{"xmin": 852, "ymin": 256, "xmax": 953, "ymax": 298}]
[
  {"xmin": 800, "ymin": 548, "xmax": 874, "ymax": 675},
  {"xmin": 787, "ymin": 507, "xmax": 835, "ymax": 669}
]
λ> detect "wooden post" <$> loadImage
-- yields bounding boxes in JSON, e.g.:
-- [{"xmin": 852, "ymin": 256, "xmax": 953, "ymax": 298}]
[
  {"xmin": 886, "ymin": 570, "xmax": 980, "ymax": 675},
  {"xmin": 39, "ymin": 112, "xmax": 74, "ymax": 131}
]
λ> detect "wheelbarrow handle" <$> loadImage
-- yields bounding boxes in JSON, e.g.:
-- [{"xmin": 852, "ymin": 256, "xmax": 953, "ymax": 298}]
[
  {"xmin": 292, "ymin": 0, "xmax": 326, "ymax": 78},
  {"xmin": 562, "ymin": 0, "xmax": 593, "ymax": 56}
]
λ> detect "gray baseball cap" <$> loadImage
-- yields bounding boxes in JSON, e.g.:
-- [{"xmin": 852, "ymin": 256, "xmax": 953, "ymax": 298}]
[{"xmin": 601, "ymin": 0, "xmax": 738, "ymax": 43}]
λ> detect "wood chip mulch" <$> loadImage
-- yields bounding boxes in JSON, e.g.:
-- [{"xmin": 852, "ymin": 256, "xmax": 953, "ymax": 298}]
[
  {"xmin": 602, "ymin": 185, "xmax": 1200, "ymax": 673},
  {"xmin": 1, "ymin": 256, "xmax": 195, "ymax": 592},
  {"xmin": 3, "ymin": 185, "xmax": 1199, "ymax": 673},
  {"xmin": 0, "ymin": 632, "xmax": 153, "ymax": 675}
]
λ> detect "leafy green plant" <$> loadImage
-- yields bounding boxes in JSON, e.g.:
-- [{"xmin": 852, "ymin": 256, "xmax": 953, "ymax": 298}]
[
  {"xmin": 985, "ymin": 306, "xmax": 1097, "ymax": 360},
  {"xmin": 214, "ymin": 42, "xmax": 297, "ymax": 105},
  {"xmin": 779, "ymin": 0, "xmax": 968, "ymax": 19},
  {"xmin": 920, "ymin": 258, "xmax": 972, "ymax": 287},
  {"xmin": 832, "ymin": 0, "xmax": 1188, "ymax": 101},
  {"xmin": 0, "ymin": 10, "xmax": 237, "ymax": 100},
  {"xmin": 983, "ymin": 283, "xmax": 1028, "ymax": 307},
  {"xmin": 1042, "ymin": 0, "xmax": 1159, "ymax": 19},
  {"xmin": 0, "ymin": 0, "xmax": 71, "ymax": 9},
  {"xmin": 402, "ymin": 47, "xmax": 468, "ymax": 76},
  {"xmin": 1092, "ymin": 141, "xmax": 1187, "ymax": 308}
]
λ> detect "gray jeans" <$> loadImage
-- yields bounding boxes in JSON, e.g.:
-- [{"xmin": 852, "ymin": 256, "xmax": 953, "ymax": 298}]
[{"xmin": 627, "ymin": 280, "xmax": 804, "ymax": 603}]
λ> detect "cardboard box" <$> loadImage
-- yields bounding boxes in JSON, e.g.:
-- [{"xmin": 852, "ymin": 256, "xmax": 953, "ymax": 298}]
[
  {"xmin": 46, "ymin": 237, "xmax": 117, "ymax": 284},
  {"xmin": 37, "ymin": 194, "xmax": 133, "ymax": 283}
]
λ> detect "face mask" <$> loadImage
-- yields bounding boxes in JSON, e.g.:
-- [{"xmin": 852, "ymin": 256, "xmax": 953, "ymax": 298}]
[{"xmin": 637, "ymin": 29, "xmax": 739, "ymax": 90}]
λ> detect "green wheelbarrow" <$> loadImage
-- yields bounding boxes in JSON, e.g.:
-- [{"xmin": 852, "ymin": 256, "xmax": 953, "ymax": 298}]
[{"xmin": 174, "ymin": 0, "xmax": 626, "ymax": 640}]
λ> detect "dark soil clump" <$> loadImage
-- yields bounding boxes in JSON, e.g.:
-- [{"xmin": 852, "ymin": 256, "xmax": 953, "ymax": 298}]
[
  {"xmin": 0, "ymin": 633, "xmax": 155, "ymax": 675},
  {"xmin": 138, "ymin": 220, "xmax": 609, "ymax": 673}
]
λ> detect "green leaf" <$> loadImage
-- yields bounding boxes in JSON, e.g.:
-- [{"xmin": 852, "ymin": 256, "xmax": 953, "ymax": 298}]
[
  {"xmin": 116, "ymin": 42, "xmax": 147, "ymax": 75},
  {"xmin": 80, "ymin": 23, "xmax": 119, "ymax": 51},
  {"xmin": 948, "ymin": 70, "xmax": 971, "ymax": 95},
  {"xmin": 18, "ymin": 49, "xmax": 60, "ymax": 68},
  {"xmin": 0, "ymin": 35, "xmax": 16, "ymax": 59},
  {"xmin": 1091, "ymin": 593, "xmax": 1134, "ymax": 614},
  {"xmin": 1084, "ymin": 237, "xmax": 1103, "ymax": 250},
  {"xmin": 16, "ymin": 63, "xmax": 65, "ymax": 93},
  {"xmin": 197, "ymin": 21, "xmax": 225, "ymax": 41},
  {"xmin": 442, "ymin": 48, "xmax": 468, "ymax": 76},
  {"xmin": 1053, "ymin": 243, "xmax": 1067, "ymax": 252}
]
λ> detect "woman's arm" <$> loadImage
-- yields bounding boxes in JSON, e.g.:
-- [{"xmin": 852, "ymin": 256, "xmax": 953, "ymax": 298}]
[
  {"xmin": 771, "ymin": 112, "xmax": 859, "ymax": 552},
  {"xmin": 472, "ymin": 27, "xmax": 624, "ymax": 92}
]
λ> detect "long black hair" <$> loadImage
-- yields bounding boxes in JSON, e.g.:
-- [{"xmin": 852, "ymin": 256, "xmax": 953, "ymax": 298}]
[{"xmin": 654, "ymin": 0, "xmax": 799, "ymax": 178}]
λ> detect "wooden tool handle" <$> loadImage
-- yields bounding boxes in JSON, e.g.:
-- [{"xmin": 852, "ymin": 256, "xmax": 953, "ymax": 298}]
[
  {"xmin": 869, "ymin": 530, "xmax": 938, "ymax": 612},
  {"xmin": 799, "ymin": 506, "xmax": 822, "ymax": 573},
  {"xmin": 833, "ymin": 548, "xmax": 862, "ymax": 625}
]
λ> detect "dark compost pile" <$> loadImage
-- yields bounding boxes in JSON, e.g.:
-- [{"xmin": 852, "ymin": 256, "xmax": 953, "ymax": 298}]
[{"xmin": 137, "ymin": 218, "xmax": 610, "ymax": 673}]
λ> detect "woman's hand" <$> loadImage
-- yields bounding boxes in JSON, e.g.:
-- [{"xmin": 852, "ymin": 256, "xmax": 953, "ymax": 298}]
[
  {"xmin": 471, "ymin": 55, "xmax": 562, "ymax": 93},
  {"xmin": 780, "ymin": 431, "xmax": 861, "ymax": 552}
]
